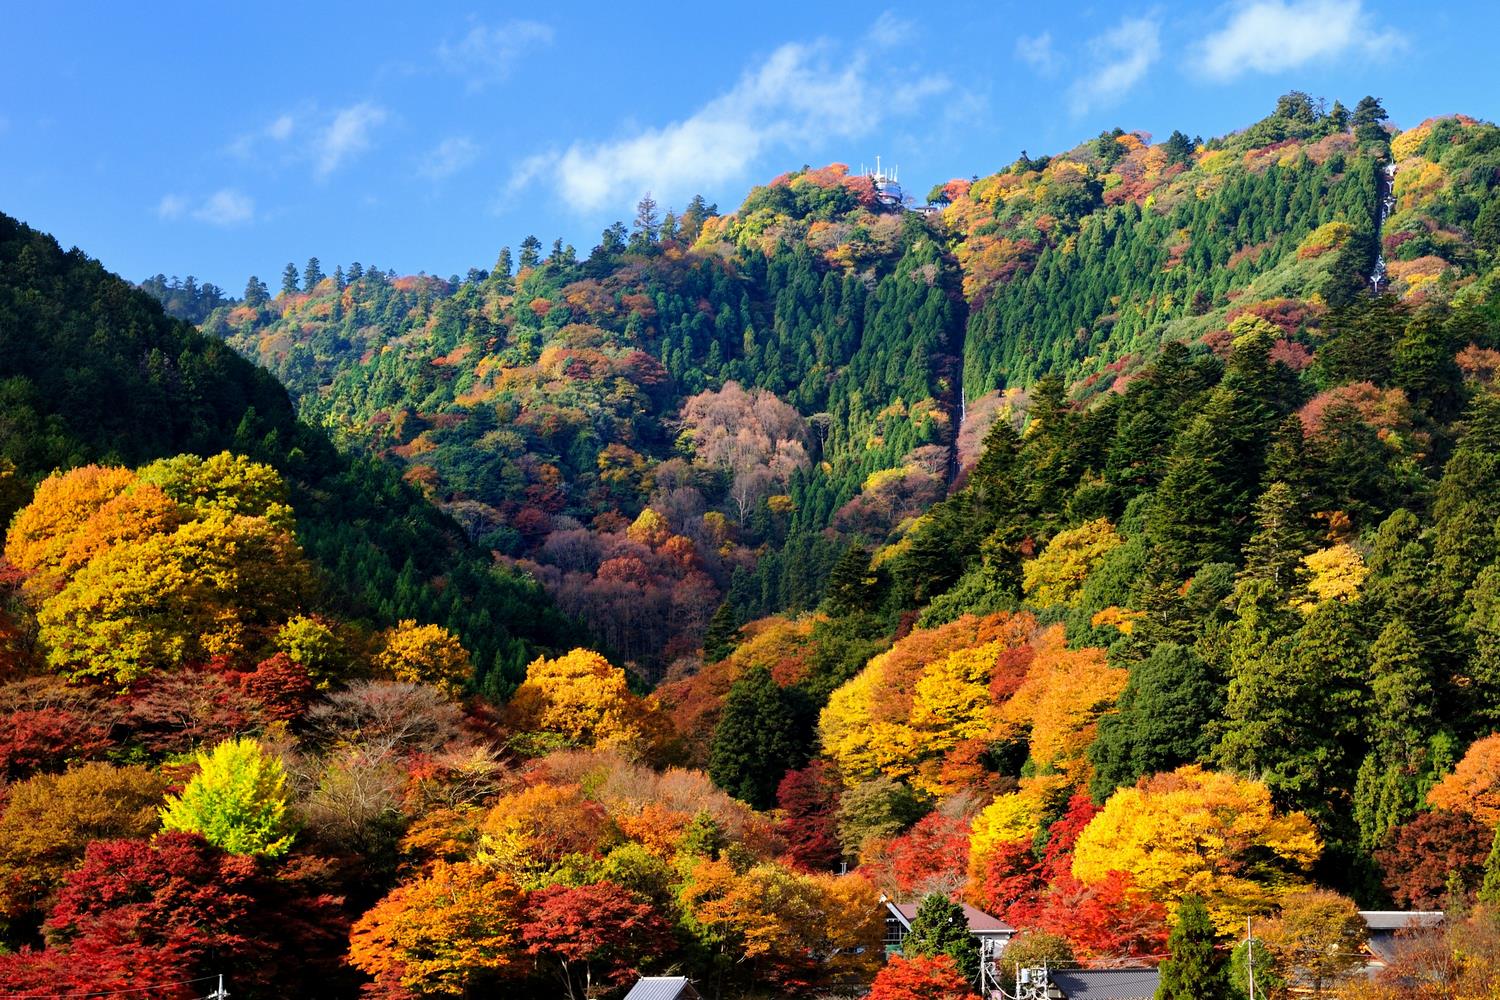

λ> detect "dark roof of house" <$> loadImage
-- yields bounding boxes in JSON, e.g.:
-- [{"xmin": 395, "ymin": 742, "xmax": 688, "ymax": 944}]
[
  {"xmin": 1359, "ymin": 910, "xmax": 1444, "ymax": 932},
  {"xmin": 1050, "ymin": 968, "xmax": 1161, "ymax": 1000},
  {"xmin": 622, "ymin": 977, "xmax": 701, "ymax": 1000},
  {"xmin": 888, "ymin": 901, "xmax": 1015, "ymax": 934}
]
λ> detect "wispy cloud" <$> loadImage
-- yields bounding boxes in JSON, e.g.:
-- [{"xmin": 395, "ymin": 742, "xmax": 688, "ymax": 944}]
[
  {"xmin": 510, "ymin": 38, "xmax": 948, "ymax": 214},
  {"xmin": 157, "ymin": 188, "xmax": 254, "ymax": 227},
  {"xmin": 1068, "ymin": 15, "xmax": 1161, "ymax": 115},
  {"xmin": 1015, "ymin": 32, "xmax": 1059, "ymax": 75},
  {"xmin": 315, "ymin": 102, "xmax": 387, "ymax": 178},
  {"xmin": 230, "ymin": 103, "xmax": 388, "ymax": 179},
  {"xmin": 419, "ymin": 136, "xmax": 480, "ymax": 181},
  {"xmin": 1194, "ymin": 0, "xmax": 1402, "ymax": 80},
  {"xmin": 438, "ymin": 20, "xmax": 553, "ymax": 92}
]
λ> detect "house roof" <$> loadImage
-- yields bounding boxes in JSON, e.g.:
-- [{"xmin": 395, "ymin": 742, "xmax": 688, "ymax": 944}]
[
  {"xmin": 1359, "ymin": 910, "xmax": 1444, "ymax": 932},
  {"xmin": 888, "ymin": 901, "xmax": 1015, "ymax": 934},
  {"xmin": 621, "ymin": 977, "xmax": 701, "ymax": 1000},
  {"xmin": 1049, "ymin": 968, "xmax": 1161, "ymax": 1000}
]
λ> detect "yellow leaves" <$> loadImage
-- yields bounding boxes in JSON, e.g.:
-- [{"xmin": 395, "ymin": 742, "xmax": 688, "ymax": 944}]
[
  {"xmin": 1296, "ymin": 543, "xmax": 1368, "ymax": 612},
  {"xmin": 1071, "ymin": 766, "xmax": 1320, "ymax": 933},
  {"xmin": 969, "ymin": 785, "xmax": 1044, "ymax": 857},
  {"xmin": 9, "ymin": 456, "xmax": 313, "ymax": 684},
  {"xmin": 1022, "ymin": 518, "xmax": 1123, "ymax": 607},
  {"xmin": 375, "ymin": 620, "xmax": 471, "ymax": 697},
  {"xmin": 625, "ymin": 507, "xmax": 670, "ymax": 547},
  {"xmin": 1296, "ymin": 221, "xmax": 1356, "ymax": 260},
  {"xmin": 505, "ymin": 648, "xmax": 667, "ymax": 757},
  {"xmin": 1091, "ymin": 606, "xmax": 1142, "ymax": 635}
]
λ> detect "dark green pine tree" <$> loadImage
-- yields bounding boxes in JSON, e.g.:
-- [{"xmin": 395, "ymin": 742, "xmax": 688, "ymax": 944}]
[
  {"xmin": 280, "ymin": 262, "xmax": 300, "ymax": 296},
  {"xmin": 1352, "ymin": 617, "xmax": 1440, "ymax": 850},
  {"xmin": 303, "ymin": 256, "xmax": 324, "ymax": 290},
  {"xmin": 902, "ymin": 893, "xmax": 980, "ymax": 985},
  {"xmin": 1089, "ymin": 642, "xmax": 1223, "ymax": 799},
  {"xmin": 707, "ymin": 666, "xmax": 802, "ymax": 809},
  {"xmin": 1433, "ymin": 390, "xmax": 1500, "ymax": 609},
  {"xmin": 702, "ymin": 601, "xmax": 741, "ymax": 664},
  {"xmin": 823, "ymin": 545, "xmax": 875, "ymax": 617},
  {"xmin": 1237, "ymin": 481, "xmax": 1311, "ymax": 595},
  {"xmin": 518, "ymin": 235, "xmax": 542, "ymax": 269},
  {"xmin": 1156, "ymin": 896, "xmax": 1224, "ymax": 1000}
]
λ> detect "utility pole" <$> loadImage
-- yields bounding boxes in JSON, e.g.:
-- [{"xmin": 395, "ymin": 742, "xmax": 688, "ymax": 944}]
[
  {"xmin": 1246, "ymin": 917, "xmax": 1256, "ymax": 1000},
  {"xmin": 209, "ymin": 974, "xmax": 229, "ymax": 1000}
]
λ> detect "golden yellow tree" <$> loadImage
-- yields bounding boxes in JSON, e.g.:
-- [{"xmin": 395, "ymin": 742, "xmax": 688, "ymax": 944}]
[
  {"xmin": 1071, "ymin": 765, "xmax": 1321, "ymax": 932},
  {"xmin": 376, "ymin": 620, "xmax": 472, "ymax": 697},
  {"xmin": 1022, "ymin": 518, "xmax": 1123, "ymax": 607},
  {"xmin": 505, "ymin": 648, "xmax": 666, "ymax": 756}
]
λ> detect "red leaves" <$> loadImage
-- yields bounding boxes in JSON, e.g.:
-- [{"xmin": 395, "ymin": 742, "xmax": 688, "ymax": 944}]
[
  {"xmin": 42, "ymin": 833, "xmax": 347, "ymax": 994},
  {"xmin": 868, "ymin": 953, "xmax": 978, "ymax": 1000},
  {"xmin": 1375, "ymin": 810, "xmax": 1490, "ymax": 909},
  {"xmin": 0, "ymin": 706, "xmax": 111, "ymax": 779},
  {"xmin": 776, "ymin": 761, "xmax": 843, "ymax": 872},
  {"xmin": 520, "ymin": 881, "xmax": 674, "ymax": 992}
]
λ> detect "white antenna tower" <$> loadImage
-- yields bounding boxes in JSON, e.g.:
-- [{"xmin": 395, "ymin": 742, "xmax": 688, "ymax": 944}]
[{"xmin": 209, "ymin": 974, "xmax": 229, "ymax": 1000}]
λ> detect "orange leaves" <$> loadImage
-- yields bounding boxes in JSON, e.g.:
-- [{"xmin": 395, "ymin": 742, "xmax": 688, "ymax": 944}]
[
  {"xmin": 349, "ymin": 860, "xmax": 524, "ymax": 997},
  {"xmin": 1428, "ymin": 733, "xmax": 1500, "ymax": 826}
]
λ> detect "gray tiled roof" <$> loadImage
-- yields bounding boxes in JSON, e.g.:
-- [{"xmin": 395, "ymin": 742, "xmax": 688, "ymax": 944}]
[
  {"xmin": 1359, "ymin": 910, "xmax": 1444, "ymax": 931},
  {"xmin": 1050, "ymin": 968, "xmax": 1161, "ymax": 1000},
  {"xmin": 622, "ymin": 977, "xmax": 701, "ymax": 1000}
]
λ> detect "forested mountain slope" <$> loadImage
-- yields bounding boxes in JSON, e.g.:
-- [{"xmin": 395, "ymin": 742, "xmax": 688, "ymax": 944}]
[
  {"xmin": 0, "ymin": 212, "xmax": 568, "ymax": 692},
  {"xmin": 199, "ymin": 95, "xmax": 1499, "ymax": 678},
  {"xmin": 6, "ymin": 94, "xmax": 1500, "ymax": 998}
]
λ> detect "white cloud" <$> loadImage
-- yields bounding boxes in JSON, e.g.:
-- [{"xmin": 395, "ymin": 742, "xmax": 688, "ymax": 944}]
[
  {"xmin": 265, "ymin": 114, "xmax": 295, "ymax": 141},
  {"xmin": 157, "ymin": 188, "xmax": 254, "ymax": 227},
  {"xmin": 511, "ymin": 39, "xmax": 948, "ymax": 214},
  {"xmin": 1195, "ymin": 0, "xmax": 1401, "ymax": 80},
  {"xmin": 867, "ymin": 11, "xmax": 910, "ymax": 48},
  {"xmin": 1015, "ymin": 32, "xmax": 1059, "ymax": 75},
  {"xmin": 156, "ymin": 193, "xmax": 190, "ymax": 220},
  {"xmin": 314, "ymin": 102, "xmax": 388, "ymax": 178},
  {"xmin": 438, "ymin": 20, "xmax": 553, "ymax": 91},
  {"xmin": 419, "ymin": 136, "xmax": 480, "ymax": 180},
  {"xmin": 1068, "ymin": 16, "xmax": 1161, "ymax": 115}
]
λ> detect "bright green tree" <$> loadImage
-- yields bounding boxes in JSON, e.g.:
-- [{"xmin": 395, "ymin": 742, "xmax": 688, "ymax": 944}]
[{"xmin": 160, "ymin": 737, "xmax": 295, "ymax": 856}]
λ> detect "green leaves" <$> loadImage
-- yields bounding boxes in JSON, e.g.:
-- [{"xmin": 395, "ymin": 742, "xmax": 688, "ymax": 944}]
[{"xmin": 160, "ymin": 737, "xmax": 295, "ymax": 857}]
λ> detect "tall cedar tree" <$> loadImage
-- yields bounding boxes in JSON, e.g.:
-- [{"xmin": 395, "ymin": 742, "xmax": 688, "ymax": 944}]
[
  {"xmin": 708, "ymin": 666, "xmax": 803, "ymax": 809},
  {"xmin": 1156, "ymin": 895, "xmax": 1224, "ymax": 1000}
]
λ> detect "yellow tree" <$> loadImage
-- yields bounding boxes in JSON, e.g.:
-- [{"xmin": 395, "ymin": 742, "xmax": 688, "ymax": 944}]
[
  {"xmin": 376, "ymin": 620, "xmax": 472, "ymax": 697},
  {"xmin": 505, "ymin": 649, "xmax": 666, "ymax": 756},
  {"xmin": 5, "ymin": 465, "xmax": 155, "ymax": 594},
  {"xmin": 349, "ymin": 860, "xmax": 524, "ymax": 997},
  {"xmin": 37, "ymin": 511, "xmax": 311, "ymax": 682},
  {"xmin": 1071, "ymin": 766, "xmax": 1321, "ymax": 932},
  {"xmin": 1023, "ymin": 518, "xmax": 1123, "ymax": 607}
]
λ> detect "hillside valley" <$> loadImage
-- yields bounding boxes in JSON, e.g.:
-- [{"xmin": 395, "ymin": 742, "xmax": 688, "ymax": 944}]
[{"xmin": 3, "ymin": 92, "xmax": 1500, "ymax": 997}]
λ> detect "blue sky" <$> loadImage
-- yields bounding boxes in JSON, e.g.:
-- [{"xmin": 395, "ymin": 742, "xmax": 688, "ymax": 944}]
[{"xmin": 2, "ymin": 1, "xmax": 1493, "ymax": 292}]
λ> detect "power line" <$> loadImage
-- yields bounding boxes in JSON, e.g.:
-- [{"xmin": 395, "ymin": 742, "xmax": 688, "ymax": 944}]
[{"xmin": 0, "ymin": 974, "xmax": 223, "ymax": 999}]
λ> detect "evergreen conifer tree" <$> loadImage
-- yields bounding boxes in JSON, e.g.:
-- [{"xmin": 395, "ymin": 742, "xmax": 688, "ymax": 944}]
[
  {"xmin": 902, "ymin": 893, "xmax": 980, "ymax": 985},
  {"xmin": 708, "ymin": 666, "xmax": 802, "ymax": 809},
  {"xmin": 1156, "ymin": 896, "xmax": 1224, "ymax": 1000}
]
